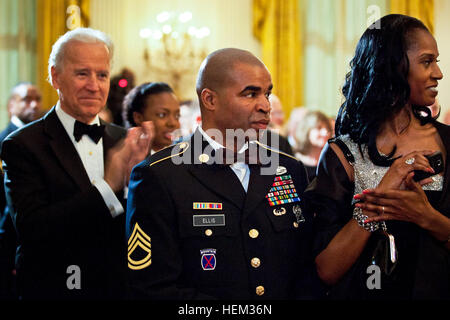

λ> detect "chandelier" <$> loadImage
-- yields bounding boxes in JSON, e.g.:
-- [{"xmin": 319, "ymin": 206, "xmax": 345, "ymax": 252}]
[{"xmin": 139, "ymin": 11, "xmax": 210, "ymax": 99}]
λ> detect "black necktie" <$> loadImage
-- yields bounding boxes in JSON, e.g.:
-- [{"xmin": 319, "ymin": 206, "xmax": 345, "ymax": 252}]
[{"xmin": 73, "ymin": 120, "xmax": 105, "ymax": 144}]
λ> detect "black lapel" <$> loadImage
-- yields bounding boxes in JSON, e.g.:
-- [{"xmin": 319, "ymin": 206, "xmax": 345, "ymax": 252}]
[
  {"xmin": 43, "ymin": 107, "xmax": 91, "ymax": 189},
  {"xmin": 189, "ymin": 164, "xmax": 247, "ymax": 210},
  {"xmin": 101, "ymin": 119, "xmax": 127, "ymax": 158},
  {"xmin": 435, "ymin": 122, "xmax": 450, "ymax": 211},
  {"xmin": 187, "ymin": 129, "xmax": 246, "ymax": 210},
  {"xmin": 242, "ymin": 164, "xmax": 274, "ymax": 218}
]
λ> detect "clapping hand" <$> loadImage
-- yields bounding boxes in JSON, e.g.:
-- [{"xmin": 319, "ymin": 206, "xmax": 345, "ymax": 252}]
[
  {"xmin": 376, "ymin": 150, "xmax": 436, "ymax": 190},
  {"xmin": 354, "ymin": 172, "xmax": 436, "ymax": 226},
  {"xmin": 104, "ymin": 121, "xmax": 154, "ymax": 191}
]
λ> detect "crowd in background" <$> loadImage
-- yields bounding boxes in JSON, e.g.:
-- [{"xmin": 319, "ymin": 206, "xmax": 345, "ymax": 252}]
[{"xmin": 0, "ymin": 14, "xmax": 449, "ymax": 301}]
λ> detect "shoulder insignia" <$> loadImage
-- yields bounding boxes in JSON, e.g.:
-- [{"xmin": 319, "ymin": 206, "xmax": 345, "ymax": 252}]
[
  {"xmin": 149, "ymin": 141, "xmax": 190, "ymax": 167},
  {"xmin": 127, "ymin": 223, "xmax": 152, "ymax": 270},
  {"xmin": 254, "ymin": 140, "xmax": 298, "ymax": 161}
]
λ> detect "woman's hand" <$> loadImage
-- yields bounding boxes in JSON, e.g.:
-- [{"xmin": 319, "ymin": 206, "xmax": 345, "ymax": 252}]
[
  {"xmin": 355, "ymin": 172, "xmax": 435, "ymax": 227},
  {"xmin": 355, "ymin": 172, "xmax": 450, "ymax": 246},
  {"xmin": 376, "ymin": 150, "xmax": 436, "ymax": 190}
]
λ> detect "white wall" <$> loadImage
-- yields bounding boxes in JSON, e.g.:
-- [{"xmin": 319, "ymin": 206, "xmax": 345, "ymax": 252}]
[
  {"xmin": 434, "ymin": 0, "xmax": 450, "ymax": 120},
  {"xmin": 91, "ymin": 0, "xmax": 450, "ymax": 120},
  {"xmin": 90, "ymin": 0, "xmax": 261, "ymax": 101}
]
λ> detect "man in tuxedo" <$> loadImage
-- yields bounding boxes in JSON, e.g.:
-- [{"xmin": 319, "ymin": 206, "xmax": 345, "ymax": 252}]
[
  {"xmin": 0, "ymin": 82, "xmax": 42, "ymax": 299},
  {"xmin": 1, "ymin": 28, "xmax": 152, "ymax": 299},
  {"xmin": 126, "ymin": 48, "xmax": 322, "ymax": 299}
]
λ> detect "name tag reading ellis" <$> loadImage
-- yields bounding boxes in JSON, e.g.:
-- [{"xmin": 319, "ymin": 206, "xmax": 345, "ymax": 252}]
[{"xmin": 193, "ymin": 214, "xmax": 225, "ymax": 227}]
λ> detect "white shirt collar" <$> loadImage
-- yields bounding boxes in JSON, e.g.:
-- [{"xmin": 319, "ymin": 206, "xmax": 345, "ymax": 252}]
[
  {"xmin": 198, "ymin": 126, "xmax": 249, "ymax": 153},
  {"xmin": 10, "ymin": 115, "xmax": 25, "ymax": 128},
  {"xmin": 55, "ymin": 101, "xmax": 100, "ymax": 143}
]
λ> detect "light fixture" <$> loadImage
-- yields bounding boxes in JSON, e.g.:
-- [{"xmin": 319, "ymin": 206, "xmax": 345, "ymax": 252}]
[{"xmin": 139, "ymin": 11, "xmax": 211, "ymax": 100}]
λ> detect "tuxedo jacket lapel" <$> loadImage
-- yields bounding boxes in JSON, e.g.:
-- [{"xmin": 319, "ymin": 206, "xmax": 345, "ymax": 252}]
[
  {"xmin": 43, "ymin": 107, "xmax": 92, "ymax": 190},
  {"xmin": 101, "ymin": 119, "xmax": 126, "ymax": 158}
]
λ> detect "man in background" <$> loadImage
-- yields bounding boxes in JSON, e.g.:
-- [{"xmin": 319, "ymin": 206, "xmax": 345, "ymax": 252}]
[
  {"xmin": 0, "ymin": 82, "xmax": 42, "ymax": 142},
  {"xmin": 0, "ymin": 82, "xmax": 42, "ymax": 299}
]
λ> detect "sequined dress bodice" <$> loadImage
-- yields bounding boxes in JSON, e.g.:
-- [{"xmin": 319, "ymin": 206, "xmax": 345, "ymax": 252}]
[{"xmin": 338, "ymin": 135, "xmax": 444, "ymax": 203}]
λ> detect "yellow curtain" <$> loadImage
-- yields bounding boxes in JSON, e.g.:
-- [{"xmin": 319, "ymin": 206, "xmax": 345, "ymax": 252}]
[
  {"xmin": 253, "ymin": 0, "xmax": 303, "ymax": 118},
  {"xmin": 36, "ymin": 0, "xmax": 90, "ymax": 110},
  {"xmin": 390, "ymin": 0, "xmax": 434, "ymax": 34}
]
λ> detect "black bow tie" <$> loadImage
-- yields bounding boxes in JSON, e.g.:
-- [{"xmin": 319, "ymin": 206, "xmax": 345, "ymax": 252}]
[{"xmin": 73, "ymin": 120, "xmax": 105, "ymax": 144}]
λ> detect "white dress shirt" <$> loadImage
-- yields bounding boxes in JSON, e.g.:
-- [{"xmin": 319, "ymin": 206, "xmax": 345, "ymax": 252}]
[
  {"xmin": 55, "ymin": 102, "xmax": 123, "ymax": 217},
  {"xmin": 198, "ymin": 126, "xmax": 250, "ymax": 192},
  {"xmin": 10, "ymin": 115, "xmax": 25, "ymax": 128}
]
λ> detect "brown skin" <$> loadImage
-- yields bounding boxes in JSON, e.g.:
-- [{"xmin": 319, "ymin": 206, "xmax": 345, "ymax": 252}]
[
  {"xmin": 8, "ymin": 84, "xmax": 42, "ymax": 123},
  {"xmin": 198, "ymin": 49, "xmax": 273, "ymax": 151},
  {"xmin": 315, "ymin": 29, "xmax": 449, "ymax": 285},
  {"xmin": 133, "ymin": 92, "xmax": 180, "ymax": 152}
]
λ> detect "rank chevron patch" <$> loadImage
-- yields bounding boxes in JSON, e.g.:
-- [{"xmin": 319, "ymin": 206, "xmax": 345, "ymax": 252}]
[{"xmin": 127, "ymin": 222, "xmax": 152, "ymax": 270}]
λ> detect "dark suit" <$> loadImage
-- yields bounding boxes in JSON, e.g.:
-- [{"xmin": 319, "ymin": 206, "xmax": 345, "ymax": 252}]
[
  {"xmin": 0, "ymin": 122, "xmax": 19, "ymax": 144},
  {"xmin": 1, "ymin": 107, "xmax": 127, "ymax": 299},
  {"xmin": 126, "ymin": 128, "xmax": 322, "ymax": 299},
  {"xmin": 0, "ymin": 122, "xmax": 19, "ymax": 299}
]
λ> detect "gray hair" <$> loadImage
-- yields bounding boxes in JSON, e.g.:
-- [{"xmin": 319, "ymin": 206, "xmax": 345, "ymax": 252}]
[{"xmin": 47, "ymin": 27, "xmax": 114, "ymax": 84}]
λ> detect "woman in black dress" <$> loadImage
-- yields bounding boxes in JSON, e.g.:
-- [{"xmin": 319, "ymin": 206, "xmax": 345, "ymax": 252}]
[{"xmin": 305, "ymin": 14, "xmax": 450, "ymax": 299}]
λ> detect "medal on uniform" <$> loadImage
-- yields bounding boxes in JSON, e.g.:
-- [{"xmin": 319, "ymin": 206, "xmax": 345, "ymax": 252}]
[
  {"xmin": 193, "ymin": 202, "xmax": 223, "ymax": 210},
  {"xmin": 293, "ymin": 204, "xmax": 305, "ymax": 223},
  {"xmin": 265, "ymin": 174, "xmax": 301, "ymax": 206}
]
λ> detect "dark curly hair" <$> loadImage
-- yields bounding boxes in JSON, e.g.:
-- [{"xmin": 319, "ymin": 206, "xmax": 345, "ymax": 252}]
[
  {"xmin": 335, "ymin": 14, "xmax": 438, "ymax": 166},
  {"xmin": 122, "ymin": 82, "xmax": 174, "ymax": 127}
]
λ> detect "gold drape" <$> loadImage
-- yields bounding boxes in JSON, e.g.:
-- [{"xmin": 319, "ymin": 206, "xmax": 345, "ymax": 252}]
[
  {"xmin": 390, "ymin": 0, "xmax": 434, "ymax": 34},
  {"xmin": 253, "ymin": 0, "xmax": 303, "ymax": 118},
  {"xmin": 36, "ymin": 0, "xmax": 90, "ymax": 110}
]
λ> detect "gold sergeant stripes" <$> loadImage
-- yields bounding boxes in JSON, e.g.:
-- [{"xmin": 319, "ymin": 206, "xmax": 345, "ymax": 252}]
[{"xmin": 127, "ymin": 223, "xmax": 152, "ymax": 270}]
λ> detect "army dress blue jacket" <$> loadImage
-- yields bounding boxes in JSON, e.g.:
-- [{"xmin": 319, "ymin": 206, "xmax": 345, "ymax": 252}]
[{"xmin": 126, "ymin": 128, "xmax": 322, "ymax": 300}]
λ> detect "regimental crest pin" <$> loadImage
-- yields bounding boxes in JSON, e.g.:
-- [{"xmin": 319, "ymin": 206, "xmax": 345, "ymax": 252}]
[
  {"xmin": 200, "ymin": 248, "xmax": 217, "ymax": 271},
  {"xmin": 276, "ymin": 166, "xmax": 287, "ymax": 175},
  {"xmin": 293, "ymin": 205, "xmax": 305, "ymax": 223}
]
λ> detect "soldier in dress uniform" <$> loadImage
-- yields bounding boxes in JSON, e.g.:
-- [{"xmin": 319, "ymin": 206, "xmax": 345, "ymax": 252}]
[{"xmin": 126, "ymin": 48, "xmax": 322, "ymax": 299}]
